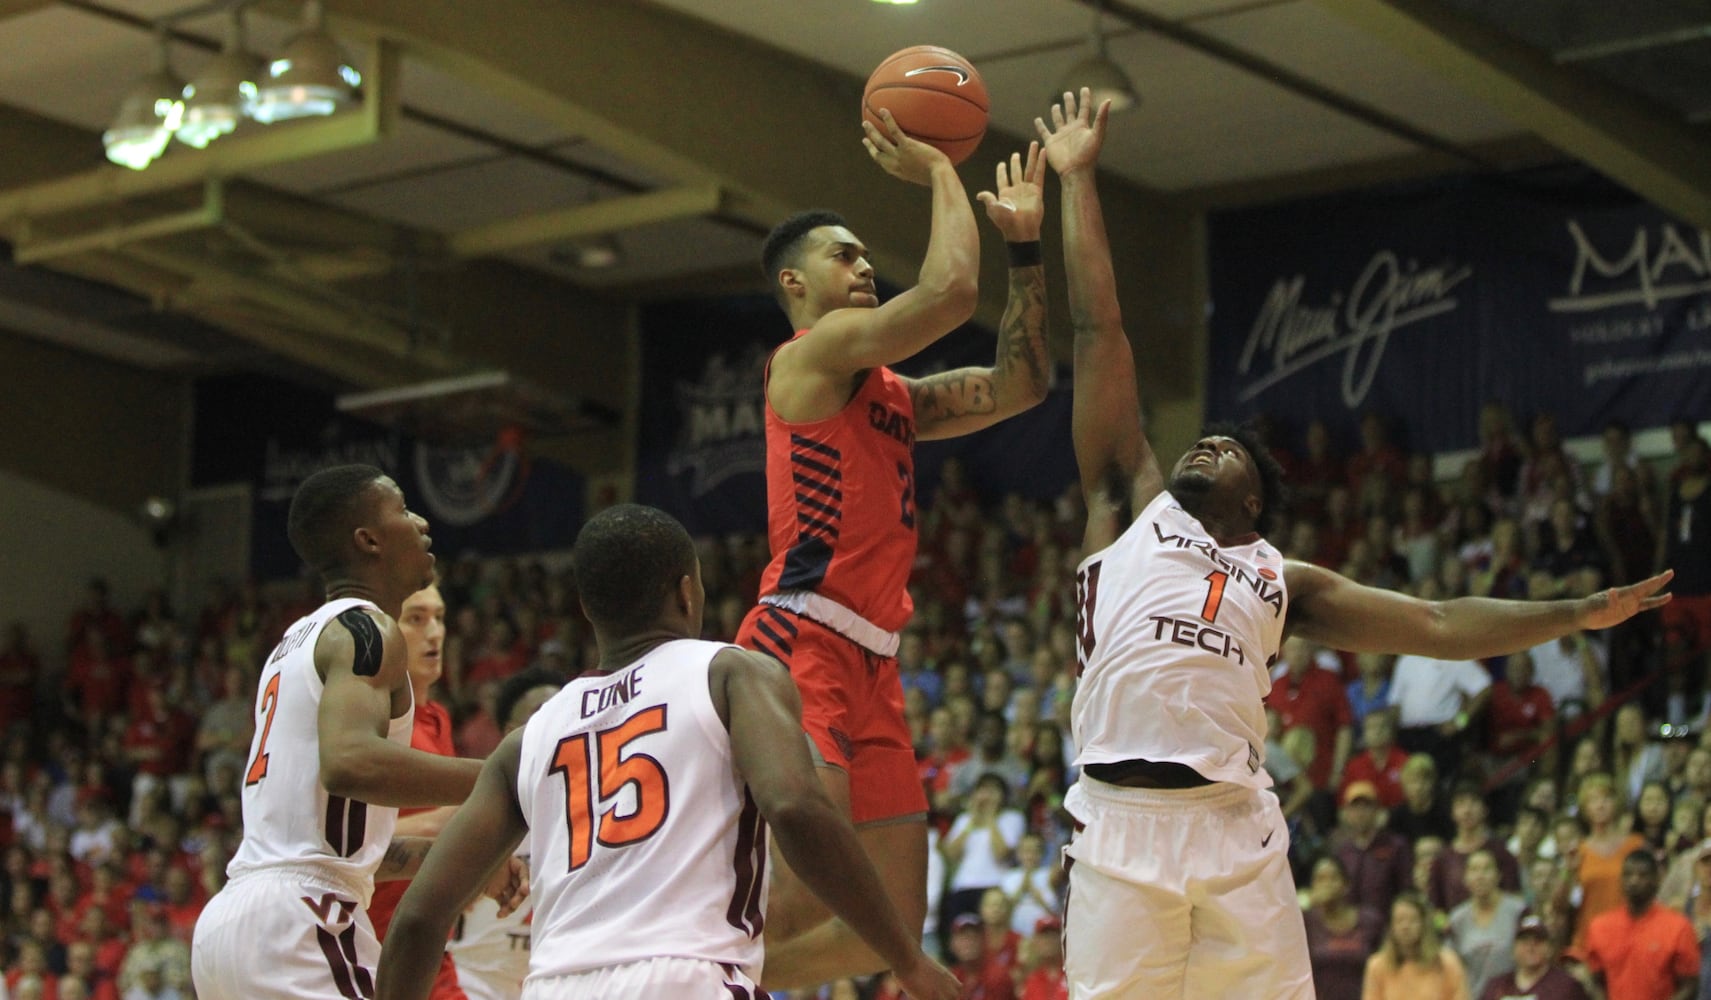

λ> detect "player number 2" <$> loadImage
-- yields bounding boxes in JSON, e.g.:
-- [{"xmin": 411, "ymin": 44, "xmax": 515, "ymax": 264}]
[
  {"xmin": 1200, "ymin": 570, "xmax": 1228, "ymax": 623},
  {"xmin": 244, "ymin": 672, "xmax": 282, "ymax": 787},
  {"xmin": 550, "ymin": 706, "xmax": 671, "ymax": 872}
]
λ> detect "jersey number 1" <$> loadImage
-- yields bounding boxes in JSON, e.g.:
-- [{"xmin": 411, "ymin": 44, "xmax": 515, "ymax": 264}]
[{"xmin": 550, "ymin": 706, "xmax": 671, "ymax": 872}]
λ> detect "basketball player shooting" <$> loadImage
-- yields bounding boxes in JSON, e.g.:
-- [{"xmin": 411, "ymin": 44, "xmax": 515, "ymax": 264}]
[
  {"xmin": 1038, "ymin": 87, "xmax": 1674, "ymax": 999},
  {"xmin": 733, "ymin": 110, "xmax": 1053, "ymax": 987},
  {"xmin": 373, "ymin": 504, "xmax": 957, "ymax": 1000}
]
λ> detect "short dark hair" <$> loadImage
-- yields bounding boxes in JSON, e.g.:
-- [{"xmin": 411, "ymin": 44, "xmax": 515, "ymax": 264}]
[
  {"xmin": 572, "ymin": 504, "xmax": 697, "ymax": 635},
  {"xmin": 1451, "ymin": 779, "xmax": 1487, "ymax": 805},
  {"xmin": 495, "ymin": 666, "xmax": 567, "ymax": 731},
  {"xmin": 1204, "ymin": 421, "xmax": 1288, "ymax": 536},
  {"xmin": 1623, "ymin": 847, "xmax": 1660, "ymax": 873},
  {"xmin": 760, "ymin": 209, "xmax": 848, "ymax": 307},
  {"xmin": 287, "ymin": 465, "xmax": 385, "ymax": 578}
]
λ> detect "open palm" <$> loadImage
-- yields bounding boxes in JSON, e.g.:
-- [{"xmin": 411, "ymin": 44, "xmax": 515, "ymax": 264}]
[{"xmin": 1036, "ymin": 87, "xmax": 1110, "ymax": 175}]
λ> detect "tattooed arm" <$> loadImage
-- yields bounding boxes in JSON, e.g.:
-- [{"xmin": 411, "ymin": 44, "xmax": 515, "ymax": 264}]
[
  {"xmin": 908, "ymin": 144, "xmax": 1053, "ymax": 442},
  {"xmin": 373, "ymin": 836, "xmax": 434, "ymax": 882}
]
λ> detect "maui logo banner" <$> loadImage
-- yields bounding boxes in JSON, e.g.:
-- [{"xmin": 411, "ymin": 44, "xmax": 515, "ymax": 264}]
[
  {"xmin": 192, "ymin": 374, "xmax": 583, "ymax": 579},
  {"xmin": 1207, "ymin": 172, "xmax": 1711, "ymax": 452},
  {"xmin": 636, "ymin": 292, "xmax": 1075, "ymax": 535}
]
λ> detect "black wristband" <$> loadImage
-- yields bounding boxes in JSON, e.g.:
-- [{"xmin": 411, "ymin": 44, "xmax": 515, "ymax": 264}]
[{"xmin": 1006, "ymin": 240, "xmax": 1042, "ymax": 268}]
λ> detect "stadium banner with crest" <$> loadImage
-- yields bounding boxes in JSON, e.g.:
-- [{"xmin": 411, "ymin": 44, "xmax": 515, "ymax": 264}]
[
  {"xmin": 1206, "ymin": 170, "xmax": 1711, "ymax": 454},
  {"xmin": 192, "ymin": 373, "xmax": 584, "ymax": 580},
  {"xmin": 636, "ymin": 292, "xmax": 1075, "ymax": 535}
]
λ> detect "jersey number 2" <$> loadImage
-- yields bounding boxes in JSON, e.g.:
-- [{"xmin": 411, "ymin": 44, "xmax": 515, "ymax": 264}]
[
  {"xmin": 244, "ymin": 672, "xmax": 282, "ymax": 786},
  {"xmin": 550, "ymin": 706, "xmax": 670, "ymax": 872}
]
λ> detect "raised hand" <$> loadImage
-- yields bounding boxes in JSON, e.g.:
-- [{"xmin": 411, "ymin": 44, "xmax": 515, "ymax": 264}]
[
  {"xmin": 1576, "ymin": 569, "xmax": 1673, "ymax": 631},
  {"xmin": 863, "ymin": 108, "xmax": 952, "ymax": 186},
  {"xmin": 976, "ymin": 142, "xmax": 1046, "ymax": 242},
  {"xmin": 1034, "ymin": 87, "xmax": 1110, "ymax": 176}
]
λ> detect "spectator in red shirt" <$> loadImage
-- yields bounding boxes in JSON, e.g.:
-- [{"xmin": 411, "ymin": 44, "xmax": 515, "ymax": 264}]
[
  {"xmin": 66, "ymin": 578, "xmax": 127, "ymax": 657},
  {"xmin": 1585, "ymin": 849, "xmax": 1698, "ymax": 1000},
  {"xmin": 0, "ymin": 622, "xmax": 42, "ymax": 731},
  {"xmin": 5, "ymin": 939, "xmax": 59, "ymax": 1000},
  {"xmin": 1487, "ymin": 651, "xmax": 1555, "ymax": 765},
  {"xmin": 1291, "ymin": 419, "xmax": 1345, "ymax": 523},
  {"xmin": 1267, "ymin": 637, "xmax": 1353, "ymax": 791},
  {"xmin": 1342, "ymin": 711, "xmax": 1408, "ymax": 809},
  {"xmin": 122, "ymin": 688, "xmax": 194, "ymax": 812},
  {"xmin": 1346, "ymin": 411, "xmax": 1407, "ymax": 515},
  {"xmin": 976, "ymin": 888, "xmax": 1022, "ymax": 999},
  {"xmin": 1017, "ymin": 916, "xmax": 1066, "ymax": 1000},
  {"xmin": 158, "ymin": 868, "xmax": 201, "ymax": 945},
  {"xmin": 920, "ymin": 707, "xmax": 973, "ymax": 817},
  {"xmin": 63, "ymin": 629, "xmax": 131, "ymax": 726},
  {"xmin": 1331, "ymin": 780, "xmax": 1413, "ymax": 919},
  {"xmin": 462, "ymin": 618, "xmax": 528, "ymax": 689}
]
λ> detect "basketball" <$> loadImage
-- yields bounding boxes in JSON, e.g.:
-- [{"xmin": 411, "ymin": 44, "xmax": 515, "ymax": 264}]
[{"xmin": 862, "ymin": 45, "xmax": 989, "ymax": 166}]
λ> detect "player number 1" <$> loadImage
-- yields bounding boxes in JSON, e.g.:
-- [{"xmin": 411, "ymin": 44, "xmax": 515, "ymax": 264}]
[{"xmin": 1200, "ymin": 570, "xmax": 1228, "ymax": 623}]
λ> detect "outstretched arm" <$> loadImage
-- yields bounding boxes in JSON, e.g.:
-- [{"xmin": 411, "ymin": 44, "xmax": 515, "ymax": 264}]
[
  {"xmin": 1037, "ymin": 89, "xmax": 1162, "ymax": 555},
  {"xmin": 907, "ymin": 144, "xmax": 1052, "ymax": 441},
  {"xmin": 770, "ymin": 111, "xmax": 978, "ymax": 420},
  {"xmin": 374, "ymin": 731, "xmax": 530, "ymax": 1000},
  {"xmin": 1286, "ymin": 561, "xmax": 1673, "ymax": 659}
]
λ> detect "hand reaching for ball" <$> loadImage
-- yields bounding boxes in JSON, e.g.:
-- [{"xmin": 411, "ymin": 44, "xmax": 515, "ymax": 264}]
[
  {"xmin": 863, "ymin": 108, "xmax": 953, "ymax": 186},
  {"xmin": 976, "ymin": 142, "xmax": 1045, "ymax": 242},
  {"xmin": 1036, "ymin": 87, "xmax": 1111, "ymax": 177}
]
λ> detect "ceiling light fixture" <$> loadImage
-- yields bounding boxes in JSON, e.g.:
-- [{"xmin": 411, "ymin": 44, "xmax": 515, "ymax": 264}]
[
  {"xmin": 177, "ymin": 8, "xmax": 262, "ymax": 148},
  {"xmin": 1059, "ymin": 0, "xmax": 1139, "ymax": 112},
  {"xmin": 250, "ymin": 0, "xmax": 362, "ymax": 124},
  {"xmin": 551, "ymin": 234, "xmax": 624, "ymax": 271},
  {"xmin": 103, "ymin": 33, "xmax": 184, "ymax": 170}
]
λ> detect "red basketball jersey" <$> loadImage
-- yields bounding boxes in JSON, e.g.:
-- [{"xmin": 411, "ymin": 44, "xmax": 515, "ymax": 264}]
[{"xmin": 756, "ymin": 335, "xmax": 917, "ymax": 633}]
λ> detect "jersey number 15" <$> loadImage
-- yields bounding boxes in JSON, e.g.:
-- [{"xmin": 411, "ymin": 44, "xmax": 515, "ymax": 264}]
[{"xmin": 550, "ymin": 706, "xmax": 671, "ymax": 872}]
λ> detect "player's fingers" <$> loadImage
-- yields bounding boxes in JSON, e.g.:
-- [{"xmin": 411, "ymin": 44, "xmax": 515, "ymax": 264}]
[
  {"xmin": 1050, "ymin": 102, "xmax": 1066, "ymax": 129},
  {"xmin": 1093, "ymin": 98, "xmax": 1112, "ymax": 135},
  {"xmin": 1025, "ymin": 141, "xmax": 1042, "ymax": 181},
  {"xmin": 1034, "ymin": 116, "xmax": 1052, "ymax": 143},
  {"xmin": 877, "ymin": 107, "xmax": 908, "ymax": 142},
  {"xmin": 976, "ymin": 191, "xmax": 996, "ymax": 207},
  {"xmin": 994, "ymin": 158, "xmax": 1008, "ymax": 189},
  {"xmin": 1079, "ymin": 87, "xmax": 1094, "ymax": 119},
  {"xmin": 1010, "ymin": 151, "xmax": 1023, "ymax": 183}
]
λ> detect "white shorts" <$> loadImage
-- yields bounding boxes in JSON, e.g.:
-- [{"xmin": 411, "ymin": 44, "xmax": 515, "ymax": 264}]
[
  {"xmin": 457, "ymin": 966, "xmax": 524, "ymax": 1000},
  {"xmin": 192, "ymin": 867, "xmax": 379, "ymax": 1000},
  {"xmin": 523, "ymin": 957, "xmax": 760, "ymax": 1000},
  {"xmin": 1062, "ymin": 778, "xmax": 1312, "ymax": 1000}
]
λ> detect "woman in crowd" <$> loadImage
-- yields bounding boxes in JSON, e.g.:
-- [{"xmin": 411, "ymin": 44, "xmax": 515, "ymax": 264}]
[
  {"xmin": 1362, "ymin": 892, "xmax": 1470, "ymax": 1000},
  {"xmin": 1304, "ymin": 854, "xmax": 1384, "ymax": 999}
]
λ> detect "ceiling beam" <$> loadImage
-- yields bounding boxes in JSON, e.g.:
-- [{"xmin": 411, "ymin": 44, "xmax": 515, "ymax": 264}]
[
  {"xmin": 448, "ymin": 183, "xmax": 723, "ymax": 259},
  {"xmin": 324, "ymin": 0, "xmax": 1199, "ymax": 395},
  {"xmin": 1316, "ymin": 0, "xmax": 1711, "ymax": 229}
]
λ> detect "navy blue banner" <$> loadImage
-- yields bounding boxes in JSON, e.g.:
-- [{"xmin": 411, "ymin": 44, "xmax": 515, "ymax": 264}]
[
  {"xmin": 193, "ymin": 374, "xmax": 584, "ymax": 579},
  {"xmin": 635, "ymin": 291, "xmax": 1074, "ymax": 535},
  {"xmin": 1207, "ymin": 171, "xmax": 1711, "ymax": 452}
]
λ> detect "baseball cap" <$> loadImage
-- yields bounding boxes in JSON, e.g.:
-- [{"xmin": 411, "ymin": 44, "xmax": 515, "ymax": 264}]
[
  {"xmin": 1514, "ymin": 911, "xmax": 1548, "ymax": 938},
  {"xmin": 1034, "ymin": 915, "xmax": 1063, "ymax": 934},
  {"xmin": 951, "ymin": 913, "xmax": 982, "ymax": 932},
  {"xmin": 1341, "ymin": 781, "xmax": 1379, "ymax": 806}
]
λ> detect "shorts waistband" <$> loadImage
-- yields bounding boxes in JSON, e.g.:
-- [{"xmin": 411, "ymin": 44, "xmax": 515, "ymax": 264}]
[
  {"xmin": 226, "ymin": 863, "xmax": 371, "ymax": 906},
  {"xmin": 759, "ymin": 592, "xmax": 900, "ymax": 657},
  {"xmin": 1074, "ymin": 773, "xmax": 1253, "ymax": 811}
]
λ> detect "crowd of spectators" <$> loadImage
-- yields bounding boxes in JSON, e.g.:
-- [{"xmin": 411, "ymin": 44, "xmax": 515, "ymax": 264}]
[{"xmin": 1, "ymin": 403, "xmax": 1708, "ymax": 1000}]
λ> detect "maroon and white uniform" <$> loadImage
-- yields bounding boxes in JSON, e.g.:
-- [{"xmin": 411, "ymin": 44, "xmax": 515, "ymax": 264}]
[
  {"xmin": 514, "ymin": 639, "xmax": 767, "ymax": 998},
  {"xmin": 193, "ymin": 598, "xmax": 413, "ymax": 1000},
  {"xmin": 1064, "ymin": 492, "xmax": 1311, "ymax": 999}
]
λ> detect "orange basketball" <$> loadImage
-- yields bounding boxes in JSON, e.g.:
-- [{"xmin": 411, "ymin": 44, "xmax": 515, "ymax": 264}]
[{"xmin": 862, "ymin": 45, "xmax": 988, "ymax": 166}]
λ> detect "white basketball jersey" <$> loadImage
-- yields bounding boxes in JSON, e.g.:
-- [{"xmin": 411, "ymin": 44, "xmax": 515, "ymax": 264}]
[
  {"xmin": 515, "ymin": 639, "xmax": 767, "ymax": 982},
  {"xmin": 227, "ymin": 598, "xmax": 412, "ymax": 903},
  {"xmin": 447, "ymin": 854, "xmax": 531, "ymax": 1000},
  {"xmin": 1072, "ymin": 491, "xmax": 1288, "ymax": 788}
]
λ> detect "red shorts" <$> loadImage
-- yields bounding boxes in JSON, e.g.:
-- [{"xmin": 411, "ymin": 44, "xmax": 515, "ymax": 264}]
[
  {"xmin": 1662, "ymin": 593, "xmax": 1711, "ymax": 659},
  {"xmin": 736, "ymin": 604, "xmax": 927, "ymax": 825}
]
